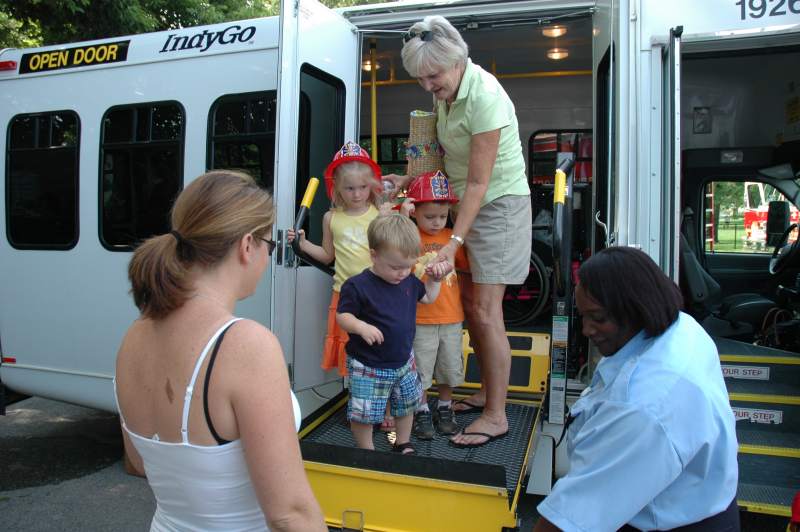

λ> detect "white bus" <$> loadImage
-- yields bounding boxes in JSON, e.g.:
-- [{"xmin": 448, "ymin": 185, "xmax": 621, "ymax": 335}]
[{"xmin": 2, "ymin": 0, "xmax": 799, "ymax": 527}]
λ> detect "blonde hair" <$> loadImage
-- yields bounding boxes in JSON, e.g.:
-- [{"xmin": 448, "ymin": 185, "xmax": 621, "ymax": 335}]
[
  {"xmin": 331, "ymin": 161, "xmax": 381, "ymax": 208},
  {"xmin": 128, "ymin": 170, "xmax": 274, "ymax": 319},
  {"xmin": 367, "ymin": 214, "xmax": 420, "ymax": 258},
  {"xmin": 401, "ymin": 16, "xmax": 469, "ymax": 78}
]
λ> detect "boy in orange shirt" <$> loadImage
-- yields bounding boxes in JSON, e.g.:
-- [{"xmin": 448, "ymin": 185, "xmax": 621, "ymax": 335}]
[{"xmin": 401, "ymin": 170, "xmax": 468, "ymax": 439}]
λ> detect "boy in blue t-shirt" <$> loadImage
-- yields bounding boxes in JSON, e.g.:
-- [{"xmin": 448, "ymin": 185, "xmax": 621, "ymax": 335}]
[{"xmin": 336, "ymin": 214, "xmax": 452, "ymax": 455}]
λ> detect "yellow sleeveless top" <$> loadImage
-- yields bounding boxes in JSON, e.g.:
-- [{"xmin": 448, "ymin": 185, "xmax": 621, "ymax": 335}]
[{"xmin": 330, "ymin": 205, "xmax": 378, "ymax": 291}]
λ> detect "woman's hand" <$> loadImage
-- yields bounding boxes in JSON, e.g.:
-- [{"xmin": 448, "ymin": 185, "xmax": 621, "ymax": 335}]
[
  {"xmin": 433, "ymin": 240, "xmax": 458, "ymax": 270},
  {"xmin": 425, "ymin": 259, "xmax": 453, "ymax": 281},
  {"xmin": 399, "ymin": 198, "xmax": 416, "ymax": 217},
  {"xmin": 382, "ymin": 174, "xmax": 411, "ymax": 194}
]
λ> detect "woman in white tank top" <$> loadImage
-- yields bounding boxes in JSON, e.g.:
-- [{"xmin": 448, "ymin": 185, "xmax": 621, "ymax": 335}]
[{"xmin": 114, "ymin": 170, "xmax": 326, "ymax": 532}]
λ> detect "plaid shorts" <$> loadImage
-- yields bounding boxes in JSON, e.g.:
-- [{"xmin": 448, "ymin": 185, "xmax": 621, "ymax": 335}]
[{"xmin": 347, "ymin": 355, "xmax": 422, "ymax": 424}]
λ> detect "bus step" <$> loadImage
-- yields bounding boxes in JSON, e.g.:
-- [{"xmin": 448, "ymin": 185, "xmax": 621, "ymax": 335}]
[
  {"xmin": 718, "ymin": 338, "xmax": 800, "ymax": 388},
  {"xmin": 737, "ymin": 453, "xmax": 800, "ymax": 516}
]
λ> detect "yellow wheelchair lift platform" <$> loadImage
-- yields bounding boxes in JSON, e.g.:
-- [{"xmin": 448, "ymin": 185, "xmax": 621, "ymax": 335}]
[{"xmin": 298, "ymin": 330, "xmax": 550, "ymax": 532}]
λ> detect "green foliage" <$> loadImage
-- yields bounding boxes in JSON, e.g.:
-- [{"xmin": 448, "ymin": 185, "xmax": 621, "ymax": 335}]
[
  {"xmin": 0, "ymin": 7, "xmax": 42, "ymax": 48},
  {"xmin": 0, "ymin": 0, "xmax": 281, "ymax": 47},
  {"xmin": 0, "ymin": 0, "xmax": 388, "ymax": 49}
]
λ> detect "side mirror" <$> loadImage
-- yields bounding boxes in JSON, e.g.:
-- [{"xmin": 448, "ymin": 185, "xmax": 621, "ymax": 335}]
[{"xmin": 767, "ymin": 200, "xmax": 790, "ymax": 247}]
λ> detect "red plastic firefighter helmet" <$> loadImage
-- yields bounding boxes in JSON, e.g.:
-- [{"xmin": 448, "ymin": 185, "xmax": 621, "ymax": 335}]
[
  {"xmin": 406, "ymin": 170, "xmax": 458, "ymax": 204},
  {"xmin": 323, "ymin": 141, "xmax": 382, "ymax": 199}
]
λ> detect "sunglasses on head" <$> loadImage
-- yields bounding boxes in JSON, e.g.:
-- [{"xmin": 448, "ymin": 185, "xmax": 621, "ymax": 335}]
[{"xmin": 402, "ymin": 30, "xmax": 434, "ymax": 43}]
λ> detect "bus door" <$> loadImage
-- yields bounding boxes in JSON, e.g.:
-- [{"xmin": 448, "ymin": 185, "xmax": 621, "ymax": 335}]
[
  {"xmin": 591, "ymin": 0, "xmax": 620, "ymax": 255},
  {"xmin": 272, "ymin": 0, "xmax": 360, "ymax": 391},
  {"xmin": 661, "ymin": 26, "xmax": 682, "ymax": 281}
]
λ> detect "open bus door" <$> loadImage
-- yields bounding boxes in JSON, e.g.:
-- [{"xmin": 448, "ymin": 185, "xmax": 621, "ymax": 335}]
[
  {"xmin": 661, "ymin": 26, "xmax": 683, "ymax": 281},
  {"xmin": 272, "ymin": 0, "xmax": 360, "ymax": 393}
]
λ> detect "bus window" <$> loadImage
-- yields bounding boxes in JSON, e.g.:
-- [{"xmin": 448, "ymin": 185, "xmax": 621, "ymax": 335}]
[
  {"xmin": 6, "ymin": 111, "xmax": 79, "ymax": 250},
  {"xmin": 296, "ymin": 63, "xmax": 345, "ymax": 248},
  {"xmin": 207, "ymin": 91, "xmax": 277, "ymax": 190},
  {"xmin": 704, "ymin": 180, "xmax": 798, "ymax": 254},
  {"xmin": 100, "ymin": 101, "xmax": 184, "ymax": 251},
  {"xmin": 359, "ymin": 134, "xmax": 408, "ymax": 176}
]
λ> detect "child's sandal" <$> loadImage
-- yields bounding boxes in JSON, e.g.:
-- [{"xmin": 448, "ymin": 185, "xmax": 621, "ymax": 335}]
[{"xmin": 391, "ymin": 441, "xmax": 415, "ymax": 455}]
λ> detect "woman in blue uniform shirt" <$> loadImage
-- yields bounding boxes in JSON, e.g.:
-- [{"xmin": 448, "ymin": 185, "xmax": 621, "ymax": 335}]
[{"xmin": 535, "ymin": 247, "xmax": 739, "ymax": 532}]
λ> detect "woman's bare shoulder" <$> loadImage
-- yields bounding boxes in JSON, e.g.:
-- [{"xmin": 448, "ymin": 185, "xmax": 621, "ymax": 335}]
[{"xmin": 222, "ymin": 319, "xmax": 285, "ymax": 369}]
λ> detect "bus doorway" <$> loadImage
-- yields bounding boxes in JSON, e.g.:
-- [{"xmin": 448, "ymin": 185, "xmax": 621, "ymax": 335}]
[{"xmin": 677, "ymin": 34, "xmax": 800, "ymax": 518}]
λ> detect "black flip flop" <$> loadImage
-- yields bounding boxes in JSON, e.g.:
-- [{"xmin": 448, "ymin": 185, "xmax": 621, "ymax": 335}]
[
  {"xmin": 449, "ymin": 430, "xmax": 508, "ymax": 448},
  {"xmin": 452, "ymin": 398, "xmax": 484, "ymax": 414},
  {"xmin": 391, "ymin": 441, "xmax": 416, "ymax": 455}
]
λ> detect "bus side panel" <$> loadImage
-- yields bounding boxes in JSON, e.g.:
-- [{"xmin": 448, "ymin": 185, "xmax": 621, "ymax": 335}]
[{"xmin": 0, "ymin": 47, "xmax": 279, "ymax": 412}]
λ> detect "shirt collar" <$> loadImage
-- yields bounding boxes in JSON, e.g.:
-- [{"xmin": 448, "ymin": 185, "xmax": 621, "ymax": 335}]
[
  {"xmin": 453, "ymin": 58, "xmax": 474, "ymax": 102},
  {"xmin": 594, "ymin": 329, "xmax": 648, "ymax": 386}
]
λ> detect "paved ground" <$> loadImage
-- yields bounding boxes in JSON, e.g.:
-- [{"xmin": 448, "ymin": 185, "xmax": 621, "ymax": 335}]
[
  {"xmin": 0, "ymin": 397, "xmax": 155, "ymax": 531},
  {"xmin": 0, "ymin": 396, "xmax": 790, "ymax": 531}
]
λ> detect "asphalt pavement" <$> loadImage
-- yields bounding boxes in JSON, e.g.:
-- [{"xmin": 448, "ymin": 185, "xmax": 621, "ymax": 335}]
[
  {"xmin": 0, "ymin": 396, "xmax": 790, "ymax": 531},
  {"xmin": 0, "ymin": 397, "xmax": 155, "ymax": 531}
]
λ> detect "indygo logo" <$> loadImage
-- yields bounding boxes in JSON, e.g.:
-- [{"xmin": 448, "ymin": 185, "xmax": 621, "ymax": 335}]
[{"xmin": 159, "ymin": 25, "xmax": 256, "ymax": 53}]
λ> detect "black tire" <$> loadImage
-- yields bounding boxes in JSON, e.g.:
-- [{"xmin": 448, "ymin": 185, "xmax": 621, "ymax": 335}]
[{"xmin": 503, "ymin": 251, "xmax": 551, "ymax": 327}]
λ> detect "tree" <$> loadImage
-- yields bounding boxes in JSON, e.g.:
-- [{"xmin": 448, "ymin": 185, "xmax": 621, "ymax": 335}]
[
  {"xmin": 0, "ymin": 0, "xmax": 391, "ymax": 49},
  {"xmin": 0, "ymin": 0, "xmax": 280, "ymax": 48},
  {"xmin": 0, "ymin": 7, "xmax": 42, "ymax": 48}
]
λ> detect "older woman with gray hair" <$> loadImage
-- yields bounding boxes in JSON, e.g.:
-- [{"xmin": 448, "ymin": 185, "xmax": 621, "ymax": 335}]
[{"xmin": 386, "ymin": 15, "xmax": 531, "ymax": 447}]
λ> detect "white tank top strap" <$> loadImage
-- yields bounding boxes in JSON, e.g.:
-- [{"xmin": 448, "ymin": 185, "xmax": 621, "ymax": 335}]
[
  {"xmin": 112, "ymin": 377, "xmax": 125, "ymax": 425},
  {"xmin": 180, "ymin": 317, "xmax": 243, "ymax": 444}
]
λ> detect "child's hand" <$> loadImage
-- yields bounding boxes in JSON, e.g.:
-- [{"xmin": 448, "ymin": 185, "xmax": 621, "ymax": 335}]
[
  {"xmin": 425, "ymin": 259, "xmax": 453, "ymax": 281},
  {"xmin": 399, "ymin": 198, "xmax": 416, "ymax": 217},
  {"xmin": 358, "ymin": 323, "xmax": 384, "ymax": 345},
  {"xmin": 378, "ymin": 201, "xmax": 394, "ymax": 216},
  {"xmin": 286, "ymin": 228, "xmax": 305, "ymax": 245}
]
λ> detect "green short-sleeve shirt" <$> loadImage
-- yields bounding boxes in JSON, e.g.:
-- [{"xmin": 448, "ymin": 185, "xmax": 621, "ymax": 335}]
[{"xmin": 436, "ymin": 59, "xmax": 529, "ymax": 206}]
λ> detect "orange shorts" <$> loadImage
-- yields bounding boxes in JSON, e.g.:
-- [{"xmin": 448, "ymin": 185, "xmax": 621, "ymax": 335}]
[{"xmin": 322, "ymin": 291, "xmax": 349, "ymax": 376}]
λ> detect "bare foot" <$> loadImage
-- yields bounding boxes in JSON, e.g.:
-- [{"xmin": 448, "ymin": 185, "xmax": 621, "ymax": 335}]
[
  {"xmin": 449, "ymin": 412, "xmax": 508, "ymax": 446},
  {"xmin": 452, "ymin": 393, "xmax": 486, "ymax": 413}
]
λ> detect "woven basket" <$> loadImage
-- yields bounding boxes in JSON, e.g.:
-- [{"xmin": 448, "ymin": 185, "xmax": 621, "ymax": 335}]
[{"xmin": 406, "ymin": 110, "xmax": 444, "ymax": 178}]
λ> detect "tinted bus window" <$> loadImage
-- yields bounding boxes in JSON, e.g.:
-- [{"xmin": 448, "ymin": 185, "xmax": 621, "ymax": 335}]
[
  {"xmin": 100, "ymin": 102, "xmax": 184, "ymax": 250},
  {"xmin": 6, "ymin": 111, "xmax": 79, "ymax": 249},
  {"xmin": 296, "ymin": 64, "xmax": 345, "ymax": 247},
  {"xmin": 208, "ymin": 92, "xmax": 277, "ymax": 189}
]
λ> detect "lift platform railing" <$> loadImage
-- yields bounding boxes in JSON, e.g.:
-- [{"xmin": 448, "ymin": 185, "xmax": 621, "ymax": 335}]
[{"xmin": 547, "ymin": 157, "xmax": 575, "ymax": 425}]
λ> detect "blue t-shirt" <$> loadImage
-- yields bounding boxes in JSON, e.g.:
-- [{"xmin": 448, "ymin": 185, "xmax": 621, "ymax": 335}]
[{"xmin": 337, "ymin": 269, "xmax": 426, "ymax": 369}]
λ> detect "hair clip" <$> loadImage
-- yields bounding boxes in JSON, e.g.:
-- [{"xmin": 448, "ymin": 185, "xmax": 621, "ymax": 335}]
[{"xmin": 402, "ymin": 30, "xmax": 433, "ymax": 43}]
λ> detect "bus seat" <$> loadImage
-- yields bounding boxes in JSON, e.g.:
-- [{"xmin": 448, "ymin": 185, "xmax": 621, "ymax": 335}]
[{"xmin": 679, "ymin": 233, "xmax": 775, "ymax": 339}]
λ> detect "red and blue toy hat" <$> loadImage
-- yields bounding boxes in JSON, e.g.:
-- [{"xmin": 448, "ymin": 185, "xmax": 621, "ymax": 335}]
[
  {"xmin": 323, "ymin": 141, "xmax": 383, "ymax": 199},
  {"xmin": 406, "ymin": 170, "xmax": 458, "ymax": 204}
]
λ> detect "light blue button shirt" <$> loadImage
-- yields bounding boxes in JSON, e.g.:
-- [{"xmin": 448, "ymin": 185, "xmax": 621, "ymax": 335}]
[{"xmin": 538, "ymin": 312, "xmax": 738, "ymax": 531}]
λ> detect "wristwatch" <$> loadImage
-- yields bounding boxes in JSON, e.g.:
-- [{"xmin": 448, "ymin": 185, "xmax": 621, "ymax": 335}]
[{"xmin": 450, "ymin": 235, "xmax": 465, "ymax": 246}]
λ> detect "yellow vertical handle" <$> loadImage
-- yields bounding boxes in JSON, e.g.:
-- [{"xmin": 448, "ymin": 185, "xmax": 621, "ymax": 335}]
[
  {"xmin": 553, "ymin": 170, "xmax": 566, "ymax": 205},
  {"xmin": 301, "ymin": 177, "xmax": 319, "ymax": 209}
]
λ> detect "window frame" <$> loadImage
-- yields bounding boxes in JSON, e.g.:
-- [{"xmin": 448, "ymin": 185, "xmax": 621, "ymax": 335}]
[
  {"xmin": 206, "ymin": 90, "xmax": 278, "ymax": 189},
  {"xmin": 6, "ymin": 110, "xmax": 81, "ymax": 250},
  {"xmin": 701, "ymin": 176, "xmax": 797, "ymax": 255},
  {"xmin": 98, "ymin": 100, "xmax": 186, "ymax": 252}
]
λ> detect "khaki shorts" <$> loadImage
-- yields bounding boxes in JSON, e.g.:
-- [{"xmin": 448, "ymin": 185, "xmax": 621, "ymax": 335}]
[
  {"xmin": 460, "ymin": 194, "xmax": 532, "ymax": 285},
  {"xmin": 412, "ymin": 323, "xmax": 465, "ymax": 389}
]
